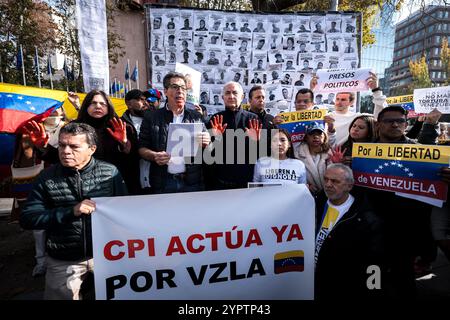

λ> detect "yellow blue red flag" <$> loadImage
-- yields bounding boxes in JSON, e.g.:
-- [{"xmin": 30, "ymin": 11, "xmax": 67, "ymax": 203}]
[
  {"xmin": 0, "ymin": 83, "xmax": 67, "ymax": 133},
  {"xmin": 352, "ymin": 143, "xmax": 450, "ymax": 201}
]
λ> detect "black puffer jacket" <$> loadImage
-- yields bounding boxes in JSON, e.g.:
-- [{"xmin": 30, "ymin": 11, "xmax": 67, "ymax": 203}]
[
  {"xmin": 20, "ymin": 158, "xmax": 128, "ymax": 261},
  {"xmin": 138, "ymin": 106, "xmax": 205, "ymax": 191}
]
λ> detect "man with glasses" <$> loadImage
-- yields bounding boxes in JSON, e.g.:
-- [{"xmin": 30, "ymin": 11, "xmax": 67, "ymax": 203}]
[
  {"xmin": 138, "ymin": 72, "xmax": 211, "ymax": 194},
  {"xmin": 364, "ymin": 105, "xmax": 440, "ymax": 298}
]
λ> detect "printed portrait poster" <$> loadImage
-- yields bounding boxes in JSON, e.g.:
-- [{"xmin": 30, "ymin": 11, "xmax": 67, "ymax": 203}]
[
  {"xmin": 222, "ymin": 48, "xmax": 239, "ymax": 68},
  {"xmin": 150, "ymin": 11, "xmax": 163, "ymax": 31},
  {"xmin": 152, "ymin": 52, "xmax": 166, "ymax": 67},
  {"xmin": 269, "ymin": 50, "xmax": 285, "ymax": 66},
  {"xmin": 413, "ymin": 86, "xmax": 450, "ymax": 114},
  {"xmin": 205, "ymin": 48, "xmax": 222, "ymax": 66},
  {"xmin": 175, "ymin": 63, "xmax": 201, "ymax": 105},
  {"xmin": 237, "ymin": 33, "xmax": 252, "ymax": 54},
  {"xmin": 267, "ymin": 66, "xmax": 283, "ymax": 83},
  {"xmin": 225, "ymin": 68, "xmax": 245, "ymax": 85},
  {"xmin": 200, "ymin": 86, "xmax": 211, "ymax": 105},
  {"xmin": 165, "ymin": 31, "xmax": 177, "ymax": 49},
  {"xmin": 268, "ymin": 15, "xmax": 283, "ymax": 34},
  {"xmin": 341, "ymin": 55, "xmax": 359, "ymax": 70},
  {"xmin": 150, "ymin": 32, "xmax": 164, "ymax": 52},
  {"xmin": 297, "ymin": 16, "xmax": 311, "ymax": 33},
  {"xmin": 264, "ymin": 83, "xmax": 280, "ymax": 105},
  {"xmin": 312, "ymin": 53, "xmax": 327, "ymax": 72},
  {"xmin": 249, "ymin": 71, "xmax": 265, "ymax": 85},
  {"xmin": 236, "ymin": 51, "xmax": 251, "ymax": 69},
  {"xmin": 163, "ymin": 10, "xmax": 180, "ymax": 31},
  {"xmin": 293, "ymin": 72, "xmax": 312, "ymax": 89},
  {"xmin": 342, "ymin": 34, "xmax": 358, "ymax": 54},
  {"xmin": 179, "ymin": 10, "xmax": 193, "ymax": 30},
  {"xmin": 209, "ymin": 12, "xmax": 223, "ymax": 31},
  {"xmin": 343, "ymin": 14, "xmax": 357, "ymax": 34},
  {"xmin": 327, "ymin": 35, "xmax": 343, "ymax": 54},
  {"xmin": 252, "ymin": 16, "xmax": 268, "ymax": 33},
  {"xmin": 194, "ymin": 11, "xmax": 210, "ymax": 31},
  {"xmin": 209, "ymin": 87, "xmax": 224, "ymax": 106},
  {"xmin": 223, "ymin": 13, "xmax": 238, "ymax": 32},
  {"xmin": 282, "ymin": 15, "xmax": 297, "ymax": 35},
  {"xmin": 297, "ymin": 33, "xmax": 312, "ymax": 53},
  {"xmin": 194, "ymin": 32, "xmax": 208, "ymax": 50},
  {"xmin": 310, "ymin": 16, "xmax": 326, "ymax": 35},
  {"xmin": 283, "ymin": 52, "xmax": 297, "ymax": 72},
  {"xmin": 215, "ymin": 68, "xmax": 227, "ymax": 84},
  {"xmin": 283, "ymin": 35, "xmax": 297, "ymax": 51},
  {"xmin": 253, "ymin": 52, "xmax": 268, "ymax": 71},
  {"xmin": 310, "ymin": 33, "xmax": 326, "ymax": 53},
  {"xmin": 193, "ymin": 49, "xmax": 206, "ymax": 66},
  {"xmin": 253, "ymin": 33, "xmax": 269, "ymax": 52},
  {"xmin": 280, "ymin": 85, "xmax": 293, "ymax": 102},
  {"xmin": 208, "ymin": 31, "xmax": 222, "ymax": 47},
  {"xmin": 326, "ymin": 14, "xmax": 342, "ymax": 33},
  {"xmin": 238, "ymin": 13, "xmax": 254, "ymax": 33},
  {"xmin": 222, "ymin": 32, "xmax": 238, "ymax": 48},
  {"xmin": 328, "ymin": 55, "xmax": 341, "ymax": 69},
  {"xmin": 269, "ymin": 34, "xmax": 283, "ymax": 51},
  {"xmin": 201, "ymin": 67, "xmax": 215, "ymax": 84}
]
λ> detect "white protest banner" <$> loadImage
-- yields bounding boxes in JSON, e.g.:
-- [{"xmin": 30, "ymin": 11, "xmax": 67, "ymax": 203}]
[
  {"xmin": 175, "ymin": 63, "xmax": 201, "ymax": 105},
  {"xmin": 92, "ymin": 185, "xmax": 315, "ymax": 300},
  {"xmin": 76, "ymin": 0, "xmax": 109, "ymax": 92},
  {"xmin": 315, "ymin": 68, "xmax": 372, "ymax": 93},
  {"xmin": 413, "ymin": 86, "xmax": 450, "ymax": 114},
  {"xmin": 166, "ymin": 122, "xmax": 203, "ymax": 157}
]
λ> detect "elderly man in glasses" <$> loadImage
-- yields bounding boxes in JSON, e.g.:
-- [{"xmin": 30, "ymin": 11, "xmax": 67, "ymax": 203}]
[{"xmin": 138, "ymin": 72, "xmax": 211, "ymax": 194}]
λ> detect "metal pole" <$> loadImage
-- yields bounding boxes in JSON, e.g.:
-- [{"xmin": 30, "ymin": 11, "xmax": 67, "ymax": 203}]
[
  {"xmin": 127, "ymin": 58, "xmax": 131, "ymax": 90},
  {"xmin": 136, "ymin": 60, "xmax": 139, "ymax": 90},
  {"xmin": 330, "ymin": 0, "xmax": 339, "ymax": 11},
  {"xmin": 35, "ymin": 46, "xmax": 41, "ymax": 88},
  {"xmin": 20, "ymin": 45, "xmax": 26, "ymax": 86}
]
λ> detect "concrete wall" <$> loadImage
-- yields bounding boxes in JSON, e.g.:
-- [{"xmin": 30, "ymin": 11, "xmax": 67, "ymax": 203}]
[{"xmin": 109, "ymin": 8, "xmax": 148, "ymax": 91}]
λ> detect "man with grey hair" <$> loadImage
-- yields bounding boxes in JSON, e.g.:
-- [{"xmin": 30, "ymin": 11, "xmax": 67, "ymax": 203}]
[
  {"xmin": 315, "ymin": 163, "xmax": 385, "ymax": 300},
  {"xmin": 20, "ymin": 122, "xmax": 128, "ymax": 300},
  {"xmin": 206, "ymin": 81, "xmax": 261, "ymax": 190}
]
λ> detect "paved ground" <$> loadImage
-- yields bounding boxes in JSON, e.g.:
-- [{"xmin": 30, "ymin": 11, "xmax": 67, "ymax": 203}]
[{"xmin": 1, "ymin": 197, "xmax": 449, "ymax": 300}]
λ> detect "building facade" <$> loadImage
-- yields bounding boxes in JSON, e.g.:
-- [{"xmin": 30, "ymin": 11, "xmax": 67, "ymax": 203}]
[{"xmin": 386, "ymin": 5, "xmax": 450, "ymax": 96}]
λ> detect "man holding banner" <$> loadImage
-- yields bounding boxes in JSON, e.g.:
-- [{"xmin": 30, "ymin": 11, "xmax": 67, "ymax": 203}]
[
  {"xmin": 312, "ymin": 71, "xmax": 388, "ymax": 146},
  {"xmin": 355, "ymin": 106, "xmax": 444, "ymax": 298},
  {"xmin": 20, "ymin": 122, "xmax": 128, "ymax": 300}
]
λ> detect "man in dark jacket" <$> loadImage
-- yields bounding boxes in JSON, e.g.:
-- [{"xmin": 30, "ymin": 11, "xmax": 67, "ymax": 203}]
[
  {"xmin": 315, "ymin": 164, "xmax": 385, "ymax": 300},
  {"xmin": 366, "ymin": 106, "xmax": 439, "ymax": 298},
  {"xmin": 138, "ymin": 72, "xmax": 210, "ymax": 193},
  {"xmin": 120, "ymin": 89, "xmax": 151, "ymax": 195},
  {"xmin": 20, "ymin": 122, "xmax": 128, "ymax": 300},
  {"xmin": 206, "ymin": 81, "xmax": 261, "ymax": 189}
]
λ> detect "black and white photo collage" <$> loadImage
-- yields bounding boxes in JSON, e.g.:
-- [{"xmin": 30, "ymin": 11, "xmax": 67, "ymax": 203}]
[{"xmin": 147, "ymin": 7, "xmax": 359, "ymax": 114}]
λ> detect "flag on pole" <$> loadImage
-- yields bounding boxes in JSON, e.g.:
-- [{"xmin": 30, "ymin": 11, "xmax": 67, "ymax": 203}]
[
  {"xmin": 130, "ymin": 64, "xmax": 138, "ymax": 82},
  {"xmin": 34, "ymin": 46, "xmax": 41, "ymax": 88},
  {"xmin": 47, "ymin": 55, "xmax": 53, "ymax": 90},
  {"xmin": 16, "ymin": 47, "xmax": 23, "ymax": 70},
  {"xmin": 125, "ymin": 60, "xmax": 130, "ymax": 80}
]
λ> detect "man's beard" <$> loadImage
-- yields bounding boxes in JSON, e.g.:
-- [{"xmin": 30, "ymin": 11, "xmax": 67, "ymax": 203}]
[{"xmin": 132, "ymin": 109, "xmax": 145, "ymax": 117}]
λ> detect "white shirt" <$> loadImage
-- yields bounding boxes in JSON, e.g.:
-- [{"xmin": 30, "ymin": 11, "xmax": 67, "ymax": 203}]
[
  {"xmin": 253, "ymin": 157, "xmax": 307, "ymax": 185},
  {"xmin": 130, "ymin": 115, "xmax": 151, "ymax": 188}
]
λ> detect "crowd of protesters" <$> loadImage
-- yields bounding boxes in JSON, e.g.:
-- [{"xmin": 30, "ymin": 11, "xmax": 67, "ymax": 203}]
[{"xmin": 12, "ymin": 70, "xmax": 450, "ymax": 300}]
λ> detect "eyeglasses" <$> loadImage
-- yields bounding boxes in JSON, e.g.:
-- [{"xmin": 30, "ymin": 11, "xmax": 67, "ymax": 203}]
[
  {"xmin": 168, "ymin": 84, "xmax": 187, "ymax": 91},
  {"xmin": 381, "ymin": 118, "xmax": 407, "ymax": 124}
]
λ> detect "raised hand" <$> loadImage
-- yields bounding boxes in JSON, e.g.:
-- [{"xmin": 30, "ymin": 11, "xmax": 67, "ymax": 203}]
[
  {"xmin": 209, "ymin": 115, "xmax": 227, "ymax": 136},
  {"xmin": 245, "ymin": 119, "xmax": 262, "ymax": 141},
  {"xmin": 22, "ymin": 120, "xmax": 49, "ymax": 148},
  {"xmin": 424, "ymin": 108, "xmax": 442, "ymax": 125},
  {"xmin": 106, "ymin": 117, "xmax": 127, "ymax": 144},
  {"xmin": 273, "ymin": 115, "xmax": 284, "ymax": 125},
  {"xmin": 68, "ymin": 92, "xmax": 81, "ymax": 110},
  {"xmin": 366, "ymin": 72, "xmax": 378, "ymax": 90},
  {"xmin": 330, "ymin": 145, "xmax": 347, "ymax": 163}
]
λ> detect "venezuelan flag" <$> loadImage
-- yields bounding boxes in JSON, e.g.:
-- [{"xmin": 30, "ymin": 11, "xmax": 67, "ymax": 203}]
[
  {"xmin": 0, "ymin": 83, "xmax": 67, "ymax": 133},
  {"xmin": 278, "ymin": 109, "xmax": 326, "ymax": 143},
  {"xmin": 274, "ymin": 250, "xmax": 304, "ymax": 274}
]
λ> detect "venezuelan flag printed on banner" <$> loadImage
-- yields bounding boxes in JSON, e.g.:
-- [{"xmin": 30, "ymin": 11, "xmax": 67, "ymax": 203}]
[
  {"xmin": 352, "ymin": 143, "xmax": 450, "ymax": 201},
  {"xmin": 386, "ymin": 94, "xmax": 424, "ymax": 118},
  {"xmin": 0, "ymin": 83, "xmax": 67, "ymax": 133},
  {"xmin": 277, "ymin": 109, "xmax": 326, "ymax": 143},
  {"xmin": 274, "ymin": 250, "xmax": 304, "ymax": 274}
]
